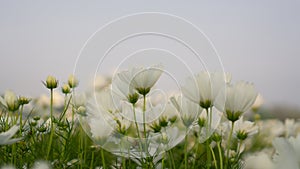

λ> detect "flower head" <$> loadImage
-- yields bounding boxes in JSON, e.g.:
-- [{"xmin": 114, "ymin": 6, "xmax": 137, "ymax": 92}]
[
  {"xmin": 170, "ymin": 96, "xmax": 202, "ymax": 128},
  {"xmin": 224, "ymin": 81, "xmax": 258, "ymax": 122},
  {"xmin": 182, "ymin": 72, "xmax": 231, "ymax": 109},
  {"xmin": 233, "ymin": 117, "xmax": 258, "ymax": 140},
  {"xmin": 112, "ymin": 64, "xmax": 163, "ymax": 104},
  {"xmin": 2, "ymin": 90, "xmax": 20, "ymax": 112},
  {"xmin": 130, "ymin": 64, "xmax": 163, "ymax": 96}
]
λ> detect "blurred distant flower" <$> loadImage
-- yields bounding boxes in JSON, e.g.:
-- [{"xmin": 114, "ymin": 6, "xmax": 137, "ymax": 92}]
[
  {"xmin": 61, "ymin": 83, "xmax": 71, "ymax": 94},
  {"xmin": 32, "ymin": 160, "xmax": 51, "ymax": 169},
  {"xmin": 68, "ymin": 74, "xmax": 79, "ymax": 88},
  {"xmin": 244, "ymin": 152, "xmax": 274, "ymax": 169},
  {"xmin": 273, "ymin": 135, "xmax": 300, "ymax": 169},
  {"xmin": 251, "ymin": 93, "xmax": 264, "ymax": 112},
  {"xmin": 224, "ymin": 81, "xmax": 258, "ymax": 122},
  {"xmin": 0, "ymin": 125, "xmax": 22, "ymax": 145},
  {"xmin": 92, "ymin": 75, "xmax": 111, "ymax": 91},
  {"xmin": 43, "ymin": 75, "xmax": 58, "ymax": 89},
  {"xmin": 182, "ymin": 72, "xmax": 231, "ymax": 109}
]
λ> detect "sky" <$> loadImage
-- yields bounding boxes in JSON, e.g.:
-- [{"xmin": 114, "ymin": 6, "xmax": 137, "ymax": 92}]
[{"xmin": 0, "ymin": 1, "xmax": 299, "ymax": 108}]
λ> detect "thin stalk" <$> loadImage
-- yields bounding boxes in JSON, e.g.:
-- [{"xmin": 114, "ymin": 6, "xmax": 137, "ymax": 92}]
[
  {"xmin": 168, "ymin": 150, "xmax": 176, "ymax": 169},
  {"xmin": 209, "ymin": 145, "xmax": 218, "ymax": 169},
  {"xmin": 19, "ymin": 105, "xmax": 24, "ymax": 135},
  {"xmin": 205, "ymin": 108, "xmax": 211, "ymax": 168},
  {"xmin": 162, "ymin": 152, "xmax": 165, "ymax": 169},
  {"xmin": 225, "ymin": 121, "xmax": 235, "ymax": 169},
  {"xmin": 101, "ymin": 148, "xmax": 106, "ymax": 169},
  {"xmin": 46, "ymin": 89, "xmax": 54, "ymax": 160},
  {"xmin": 132, "ymin": 104, "xmax": 144, "ymax": 161},
  {"xmin": 184, "ymin": 127, "xmax": 188, "ymax": 169},
  {"xmin": 217, "ymin": 141, "xmax": 223, "ymax": 169},
  {"xmin": 143, "ymin": 94, "xmax": 147, "ymax": 138},
  {"xmin": 90, "ymin": 150, "xmax": 94, "ymax": 169}
]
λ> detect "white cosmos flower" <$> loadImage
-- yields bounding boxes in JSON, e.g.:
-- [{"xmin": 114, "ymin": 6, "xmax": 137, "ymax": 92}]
[
  {"xmin": 273, "ymin": 135, "xmax": 300, "ymax": 169},
  {"xmin": 0, "ymin": 125, "xmax": 22, "ymax": 145},
  {"xmin": 0, "ymin": 90, "xmax": 20, "ymax": 112},
  {"xmin": 111, "ymin": 64, "xmax": 163, "ymax": 104},
  {"xmin": 223, "ymin": 81, "xmax": 258, "ymax": 122},
  {"xmin": 170, "ymin": 96, "xmax": 202, "ymax": 128},
  {"xmin": 112, "ymin": 68, "xmax": 141, "ymax": 104},
  {"xmin": 130, "ymin": 64, "xmax": 163, "ymax": 96},
  {"xmin": 233, "ymin": 117, "xmax": 258, "ymax": 140},
  {"xmin": 86, "ymin": 100, "xmax": 115, "ymax": 144},
  {"xmin": 182, "ymin": 72, "xmax": 231, "ymax": 109}
]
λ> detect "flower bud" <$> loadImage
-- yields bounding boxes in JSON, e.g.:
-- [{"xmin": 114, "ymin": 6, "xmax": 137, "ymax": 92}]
[
  {"xmin": 68, "ymin": 75, "xmax": 79, "ymax": 88},
  {"xmin": 76, "ymin": 106, "xmax": 87, "ymax": 116},
  {"xmin": 61, "ymin": 84, "xmax": 71, "ymax": 94},
  {"xmin": 44, "ymin": 75, "xmax": 58, "ymax": 89},
  {"xmin": 19, "ymin": 96, "xmax": 31, "ymax": 105}
]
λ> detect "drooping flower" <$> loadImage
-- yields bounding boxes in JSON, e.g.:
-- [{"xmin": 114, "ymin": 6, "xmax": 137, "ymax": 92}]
[
  {"xmin": 0, "ymin": 125, "xmax": 22, "ymax": 145},
  {"xmin": 182, "ymin": 72, "xmax": 231, "ymax": 109},
  {"xmin": 224, "ymin": 81, "xmax": 258, "ymax": 122}
]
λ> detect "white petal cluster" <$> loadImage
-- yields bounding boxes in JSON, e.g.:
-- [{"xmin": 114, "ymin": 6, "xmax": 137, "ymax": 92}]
[
  {"xmin": 0, "ymin": 125, "xmax": 22, "ymax": 145},
  {"xmin": 182, "ymin": 72, "xmax": 231, "ymax": 109}
]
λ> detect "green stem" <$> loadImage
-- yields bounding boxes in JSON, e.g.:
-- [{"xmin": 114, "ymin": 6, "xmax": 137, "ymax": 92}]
[
  {"xmin": 46, "ymin": 89, "xmax": 54, "ymax": 160},
  {"xmin": 184, "ymin": 127, "xmax": 188, "ymax": 169},
  {"xmin": 217, "ymin": 142, "xmax": 223, "ymax": 169},
  {"xmin": 90, "ymin": 151, "xmax": 94, "ymax": 169},
  {"xmin": 132, "ymin": 104, "xmax": 144, "ymax": 161},
  {"xmin": 225, "ymin": 121, "xmax": 235, "ymax": 169},
  {"xmin": 143, "ymin": 94, "xmax": 147, "ymax": 138},
  {"xmin": 209, "ymin": 145, "xmax": 218, "ymax": 169},
  {"xmin": 205, "ymin": 108, "xmax": 211, "ymax": 168},
  {"xmin": 162, "ymin": 152, "xmax": 165, "ymax": 169},
  {"xmin": 19, "ymin": 105, "xmax": 24, "ymax": 135},
  {"xmin": 101, "ymin": 148, "xmax": 106, "ymax": 169},
  {"xmin": 168, "ymin": 150, "xmax": 176, "ymax": 169}
]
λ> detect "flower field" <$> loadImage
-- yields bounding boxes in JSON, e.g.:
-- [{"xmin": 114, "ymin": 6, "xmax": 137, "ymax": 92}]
[{"xmin": 0, "ymin": 65, "xmax": 299, "ymax": 169}]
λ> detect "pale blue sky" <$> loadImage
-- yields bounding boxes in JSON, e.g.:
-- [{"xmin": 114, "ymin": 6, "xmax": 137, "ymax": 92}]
[{"xmin": 0, "ymin": 1, "xmax": 299, "ymax": 108}]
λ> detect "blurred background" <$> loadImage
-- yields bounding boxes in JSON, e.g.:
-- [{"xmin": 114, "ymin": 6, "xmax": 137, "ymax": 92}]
[{"xmin": 0, "ymin": 1, "xmax": 299, "ymax": 117}]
